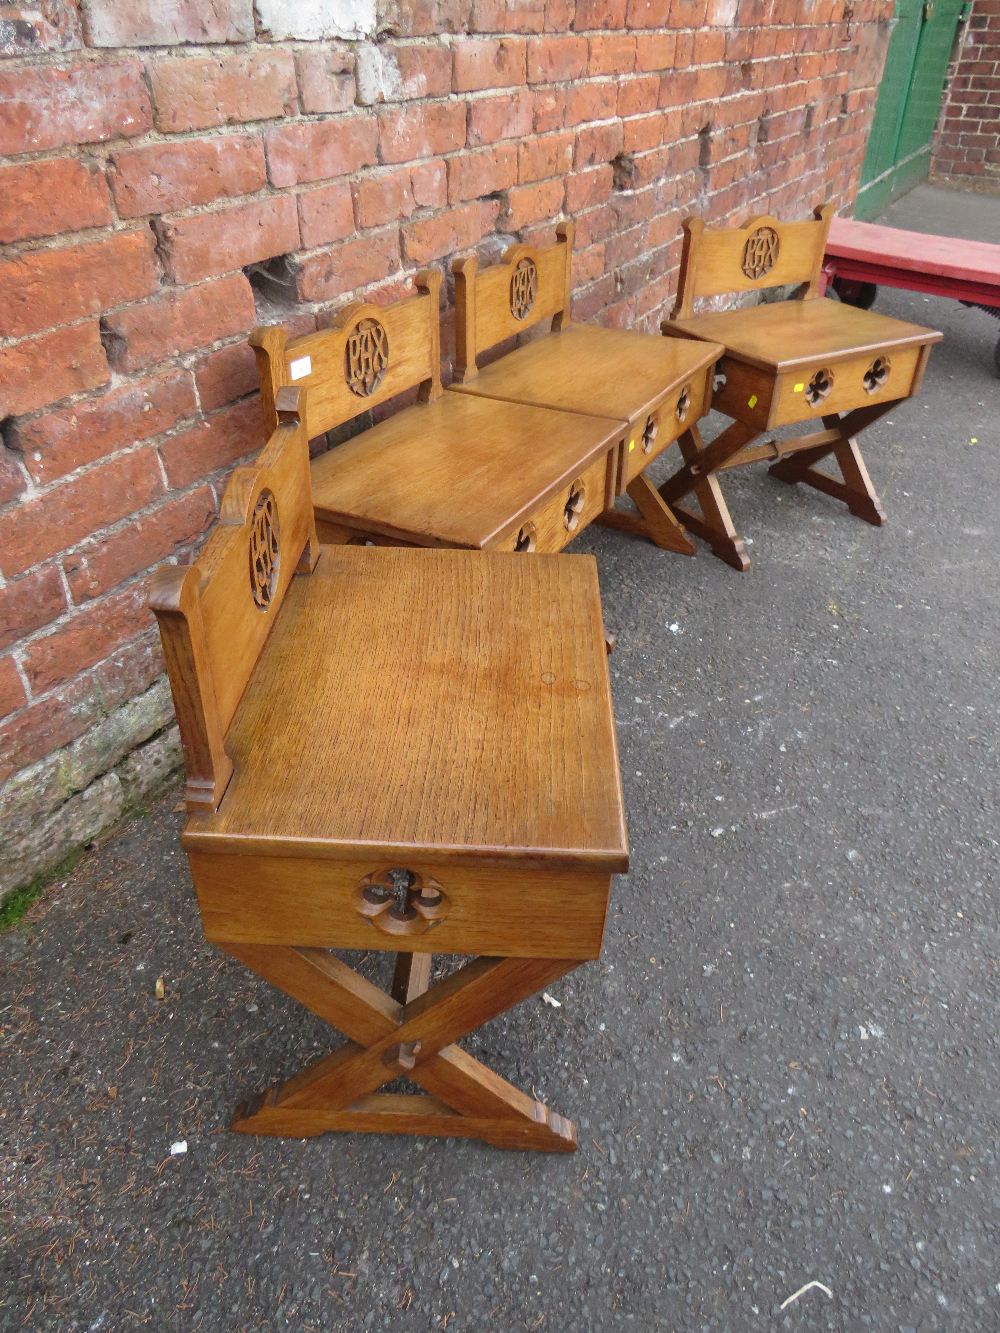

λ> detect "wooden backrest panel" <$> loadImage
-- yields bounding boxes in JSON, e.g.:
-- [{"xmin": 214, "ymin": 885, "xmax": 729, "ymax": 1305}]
[
  {"xmin": 672, "ymin": 203, "xmax": 833, "ymax": 318},
  {"xmin": 149, "ymin": 388, "xmax": 319, "ymax": 812},
  {"xmin": 452, "ymin": 221, "xmax": 574, "ymax": 381},
  {"xmin": 252, "ymin": 270, "xmax": 442, "ymax": 439}
]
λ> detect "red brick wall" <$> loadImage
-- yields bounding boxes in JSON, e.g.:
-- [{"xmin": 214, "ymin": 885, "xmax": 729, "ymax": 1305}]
[
  {"xmin": 0, "ymin": 0, "xmax": 893, "ymax": 892},
  {"xmin": 931, "ymin": 0, "xmax": 1000, "ymax": 192}
]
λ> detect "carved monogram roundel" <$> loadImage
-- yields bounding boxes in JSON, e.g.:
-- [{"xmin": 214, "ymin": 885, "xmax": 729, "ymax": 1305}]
[
  {"xmin": 510, "ymin": 257, "xmax": 539, "ymax": 321},
  {"xmin": 345, "ymin": 317, "xmax": 389, "ymax": 397},
  {"xmin": 249, "ymin": 489, "xmax": 279, "ymax": 611},
  {"xmin": 741, "ymin": 226, "xmax": 780, "ymax": 280}
]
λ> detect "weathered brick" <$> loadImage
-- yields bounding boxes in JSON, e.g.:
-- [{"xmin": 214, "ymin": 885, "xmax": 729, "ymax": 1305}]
[
  {"xmin": 453, "ymin": 37, "xmax": 527, "ymax": 91},
  {"xmin": 574, "ymin": 0, "xmax": 628, "ymax": 26},
  {"xmin": 0, "ymin": 158, "xmax": 112, "ymax": 244},
  {"xmin": 575, "ymin": 121, "xmax": 624, "ymax": 168},
  {"xmin": 0, "ymin": 60, "xmax": 152, "ymax": 155},
  {"xmin": 0, "ymin": 566, "xmax": 68, "ymax": 654},
  {"xmin": 0, "ymin": 324, "xmax": 109, "ymax": 418},
  {"xmin": 0, "ymin": 674, "xmax": 107, "ymax": 783},
  {"xmin": 527, "ymin": 34, "xmax": 589, "ymax": 83},
  {"xmin": 378, "ymin": 100, "xmax": 467, "ymax": 163},
  {"xmin": 357, "ymin": 41, "xmax": 453, "ymax": 103},
  {"xmin": 626, "ymin": 0, "xmax": 671, "ymax": 24},
  {"xmin": 157, "ymin": 397, "xmax": 261, "ymax": 488},
  {"xmin": 0, "ymin": 445, "xmax": 25, "ymax": 506},
  {"xmin": 265, "ymin": 115, "xmax": 379, "ymax": 187},
  {"xmin": 502, "ymin": 178, "xmax": 565, "ymax": 229},
  {"xmin": 22, "ymin": 581, "xmax": 151, "ymax": 695},
  {"xmin": 401, "ymin": 201, "xmax": 499, "ymax": 265},
  {"xmin": 0, "ymin": 0, "xmax": 82, "ymax": 53},
  {"xmin": 467, "ymin": 90, "xmax": 534, "ymax": 145},
  {"xmin": 159, "ymin": 195, "xmax": 300, "ymax": 284},
  {"xmin": 589, "ymin": 34, "xmax": 636, "ymax": 74},
  {"xmin": 0, "ymin": 449, "xmax": 164, "ymax": 579},
  {"xmin": 0, "ymin": 230, "xmax": 160, "ymax": 341},
  {"xmin": 634, "ymin": 32, "xmax": 677, "ymax": 70},
  {"xmin": 296, "ymin": 230, "xmax": 401, "ymax": 303},
  {"xmin": 618, "ymin": 75, "xmax": 660, "ymax": 119},
  {"xmin": 109, "ymin": 135, "xmax": 267, "ymax": 218},
  {"xmin": 298, "ymin": 181, "xmax": 355, "ymax": 248},
  {"xmin": 194, "ymin": 341, "xmax": 259, "ymax": 412},
  {"xmin": 149, "ymin": 51, "xmax": 297, "ymax": 133},
  {"xmin": 13, "ymin": 371, "xmax": 196, "ymax": 484},
  {"xmin": 0, "ymin": 656, "xmax": 26, "ymax": 721},
  {"xmin": 81, "ymin": 0, "xmax": 254, "ymax": 45},
  {"xmin": 353, "ymin": 163, "xmax": 446, "ymax": 227},
  {"xmin": 101, "ymin": 273, "xmax": 256, "ymax": 372},
  {"xmin": 296, "ymin": 47, "xmax": 357, "ymax": 114},
  {"xmin": 448, "ymin": 144, "xmax": 518, "ymax": 202},
  {"xmin": 64, "ymin": 486, "xmax": 216, "ymax": 603},
  {"xmin": 565, "ymin": 163, "xmax": 614, "ymax": 210},
  {"xmin": 518, "ymin": 131, "xmax": 575, "ymax": 182},
  {"xmin": 254, "ymin": 0, "xmax": 376, "ymax": 39}
]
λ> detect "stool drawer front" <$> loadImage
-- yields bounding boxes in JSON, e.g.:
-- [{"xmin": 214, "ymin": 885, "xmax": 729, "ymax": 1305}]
[
  {"xmin": 495, "ymin": 451, "xmax": 614, "ymax": 555},
  {"xmin": 190, "ymin": 852, "xmax": 612, "ymax": 960},
  {"xmin": 774, "ymin": 345, "xmax": 923, "ymax": 425},
  {"xmin": 619, "ymin": 366, "xmax": 713, "ymax": 490}
]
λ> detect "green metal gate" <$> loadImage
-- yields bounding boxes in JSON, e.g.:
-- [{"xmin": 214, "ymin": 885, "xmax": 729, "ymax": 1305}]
[{"xmin": 855, "ymin": 0, "xmax": 967, "ymax": 219}]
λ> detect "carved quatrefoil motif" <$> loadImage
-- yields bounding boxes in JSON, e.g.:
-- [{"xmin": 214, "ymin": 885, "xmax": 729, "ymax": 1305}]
[
  {"xmin": 514, "ymin": 522, "xmax": 536, "ymax": 552},
  {"xmin": 863, "ymin": 355, "xmax": 891, "ymax": 394},
  {"xmin": 563, "ymin": 479, "xmax": 586, "ymax": 531},
  {"xmin": 248, "ymin": 489, "xmax": 279, "ymax": 610},
  {"xmin": 805, "ymin": 366, "xmax": 834, "ymax": 406},
  {"xmin": 676, "ymin": 385, "xmax": 692, "ymax": 424},
  {"xmin": 642, "ymin": 414, "xmax": 659, "ymax": 455},
  {"xmin": 356, "ymin": 868, "xmax": 447, "ymax": 937},
  {"xmin": 345, "ymin": 317, "xmax": 389, "ymax": 397},
  {"xmin": 741, "ymin": 226, "xmax": 780, "ymax": 280},
  {"xmin": 510, "ymin": 257, "xmax": 538, "ymax": 321}
]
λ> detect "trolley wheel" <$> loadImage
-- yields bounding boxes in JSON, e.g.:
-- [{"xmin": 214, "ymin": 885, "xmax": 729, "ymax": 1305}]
[{"xmin": 832, "ymin": 277, "xmax": 878, "ymax": 310}]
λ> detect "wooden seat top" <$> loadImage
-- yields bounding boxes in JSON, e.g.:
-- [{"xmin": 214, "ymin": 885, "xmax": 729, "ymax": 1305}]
[
  {"xmin": 183, "ymin": 545, "xmax": 628, "ymax": 872},
  {"xmin": 449, "ymin": 323, "xmax": 722, "ymax": 424},
  {"xmin": 309, "ymin": 390, "xmax": 619, "ymax": 548},
  {"xmin": 665, "ymin": 297, "xmax": 941, "ymax": 374},
  {"xmin": 826, "ymin": 216, "xmax": 1000, "ymax": 287}
]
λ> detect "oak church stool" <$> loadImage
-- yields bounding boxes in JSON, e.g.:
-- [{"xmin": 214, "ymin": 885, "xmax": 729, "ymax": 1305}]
[
  {"xmin": 148, "ymin": 388, "xmax": 628, "ymax": 1152},
  {"xmin": 659, "ymin": 203, "xmax": 943, "ymax": 571},
  {"xmin": 448, "ymin": 221, "xmax": 724, "ymax": 556},
  {"xmin": 251, "ymin": 270, "xmax": 622, "ymax": 555}
]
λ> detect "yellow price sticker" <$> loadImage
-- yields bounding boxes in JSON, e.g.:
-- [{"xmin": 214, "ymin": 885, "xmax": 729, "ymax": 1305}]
[
  {"xmin": 793, "ymin": 382, "xmax": 805, "ymax": 393},
  {"xmin": 747, "ymin": 394, "xmax": 758, "ymax": 408},
  {"xmin": 628, "ymin": 438, "xmax": 636, "ymax": 452}
]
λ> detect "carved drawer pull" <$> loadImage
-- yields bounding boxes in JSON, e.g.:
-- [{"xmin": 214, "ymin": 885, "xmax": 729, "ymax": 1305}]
[
  {"xmin": 805, "ymin": 367, "xmax": 834, "ymax": 406},
  {"xmin": 563, "ymin": 479, "xmax": 586, "ymax": 531},
  {"xmin": 863, "ymin": 355, "xmax": 891, "ymax": 394},
  {"xmin": 356, "ymin": 868, "xmax": 447, "ymax": 937}
]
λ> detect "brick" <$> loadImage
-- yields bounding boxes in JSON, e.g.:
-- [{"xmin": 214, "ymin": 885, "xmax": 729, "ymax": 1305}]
[
  {"xmin": 0, "ymin": 60, "xmax": 152, "ymax": 156},
  {"xmin": 0, "ymin": 324, "xmax": 109, "ymax": 418},
  {"xmin": 453, "ymin": 37, "xmax": 527, "ymax": 91},
  {"xmin": 574, "ymin": 0, "xmax": 628, "ymax": 26},
  {"xmin": 0, "ymin": 0, "xmax": 82, "ymax": 53},
  {"xmin": 565, "ymin": 163, "xmax": 613, "ymax": 210},
  {"xmin": 296, "ymin": 47, "xmax": 357, "ymax": 114},
  {"xmin": 0, "ymin": 230, "xmax": 160, "ymax": 341},
  {"xmin": 64, "ymin": 486, "xmax": 216, "ymax": 603},
  {"xmin": 468, "ymin": 90, "xmax": 534, "ymax": 145},
  {"xmin": 527, "ymin": 34, "xmax": 589, "ymax": 82},
  {"xmin": 448, "ymin": 145, "xmax": 518, "ymax": 202},
  {"xmin": 401, "ymin": 201, "xmax": 499, "ymax": 265},
  {"xmin": 102, "ymin": 273, "xmax": 256, "ymax": 372},
  {"xmin": 22, "ymin": 581, "xmax": 151, "ymax": 695},
  {"xmin": 518, "ymin": 131, "xmax": 575, "ymax": 182},
  {"xmin": 618, "ymin": 75, "xmax": 660, "ymax": 119},
  {"xmin": 266, "ymin": 115, "xmax": 379, "ymax": 187},
  {"xmin": 157, "ymin": 397, "xmax": 260, "ymax": 489},
  {"xmin": 254, "ymin": 0, "xmax": 376, "ymax": 39},
  {"xmin": 502, "ymin": 178, "xmax": 565, "ymax": 230},
  {"xmin": 635, "ymin": 32, "xmax": 677, "ymax": 71},
  {"xmin": 194, "ymin": 342, "xmax": 258, "ymax": 412},
  {"xmin": 565, "ymin": 82, "xmax": 613, "ymax": 125},
  {"xmin": 109, "ymin": 135, "xmax": 267, "ymax": 218},
  {"xmin": 0, "ymin": 566, "xmax": 68, "ymax": 654},
  {"xmin": 0, "ymin": 449, "xmax": 163, "ymax": 579},
  {"xmin": 353, "ymin": 164, "xmax": 447, "ymax": 227},
  {"xmin": 159, "ymin": 195, "xmax": 300, "ymax": 284},
  {"xmin": 81, "ymin": 0, "xmax": 254, "ymax": 45},
  {"xmin": 378, "ymin": 100, "xmax": 467, "ymax": 163},
  {"xmin": 13, "ymin": 371, "xmax": 196, "ymax": 485},
  {"xmin": 0, "ymin": 445, "xmax": 25, "ymax": 506},
  {"xmin": 298, "ymin": 181, "xmax": 355, "ymax": 248},
  {"xmin": 0, "ymin": 674, "xmax": 107, "ymax": 783},
  {"xmin": 296, "ymin": 230, "xmax": 401, "ymax": 304},
  {"xmin": 589, "ymin": 34, "xmax": 636, "ymax": 75},
  {"xmin": 0, "ymin": 656, "xmax": 26, "ymax": 721},
  {"xmin": 149, "ymin": 51, "xmax": 297, "ymax": 133},
  {"xmin": 575, "ymin": 121, "xmax": 624, "ymax": 168},
  {"xmin": 625, "ymin": 0, "xmax": 670, "ymax": 22},
  {"xmin": 0, "ymin": 158, "xmax": 112, "ymax": 244},
  {"xmin": 357, "ymin": 41, "xmax": 453, "ymax": 103},
  {"xmin": 411, "ymin": 161, "xmax": 448, "ymax": 209}
]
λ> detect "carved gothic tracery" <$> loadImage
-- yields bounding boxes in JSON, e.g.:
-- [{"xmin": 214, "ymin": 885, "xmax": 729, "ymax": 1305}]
[
  {"xmin": 249, "ymin": 489, "xmax": 279, "ymax": 610},
  {"xmin": 741, "ymin": 226, "xmax": 780, "ymax": 280},
  {"xmin": 346, "ymin": 317, "xmax": 389, "ymax": 397},
  {"xmin": 510, "ymin": 258, "xmax": 539, "ymax": 321}
]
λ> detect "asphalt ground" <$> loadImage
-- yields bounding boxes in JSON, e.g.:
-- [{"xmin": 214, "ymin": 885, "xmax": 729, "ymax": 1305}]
[{"xmin": 2, "ymin": 187, "xmax": 998, "ymax": 1331}]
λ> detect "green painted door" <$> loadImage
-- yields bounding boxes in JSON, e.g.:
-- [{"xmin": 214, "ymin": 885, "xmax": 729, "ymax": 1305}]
[{"xmin": 855, "ymin": 0, "xmax": 966, "ymax": 219}]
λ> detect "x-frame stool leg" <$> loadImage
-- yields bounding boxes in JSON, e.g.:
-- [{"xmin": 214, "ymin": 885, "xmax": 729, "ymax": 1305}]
[
  {"xmin": 767, "ymin": 401, "xmax": 893, "ymax": 526},
  {"xmin": 220, "ymin": 945, "xmax": 581, "ymax": 1151},
  {"xmin": 597, "ymin": 472, "xmax": 697, "ymax": 555},
  {"xmin": 656, "ymin": 421, "xmax": 755, "ymax": 571}
]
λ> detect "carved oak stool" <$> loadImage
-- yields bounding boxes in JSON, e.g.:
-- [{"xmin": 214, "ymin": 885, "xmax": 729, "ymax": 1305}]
[
  {"xmin": 252, "ymin": 271, "xmax": 623, "ymax": 556},
  {"xmin": 660, "ymin": 204, "xmax": 942, "ymax": 570},
  {"xmin": 448, "ymin": 221, "xmax": 723, "ymax": 556},
  {"xmin": 149, "ymin": 389, "xmax": 628, "ymax": 1151}
]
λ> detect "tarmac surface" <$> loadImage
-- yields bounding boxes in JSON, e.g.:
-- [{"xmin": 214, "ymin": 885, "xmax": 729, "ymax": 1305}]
[{"xmin": 2, "ymin": 185, "xmax": 998, "ymax": 1331}]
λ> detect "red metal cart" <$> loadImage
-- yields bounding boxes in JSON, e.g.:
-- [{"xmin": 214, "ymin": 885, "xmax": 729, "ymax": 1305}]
[{"xmin": 823, "ymin": 216, "xmax": 1000, "ymax": 375}]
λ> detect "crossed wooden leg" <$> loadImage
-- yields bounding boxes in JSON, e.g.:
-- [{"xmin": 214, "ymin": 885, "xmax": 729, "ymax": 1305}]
[
  {"xmin": 597, "ymin": 472, "xmax": 697, "ymax": 555},
  {"xmin": 767, "ymin": 403, "xmax": 891, "ymax": 526},
  {"xmin": 656, "ymin": 422, "xmax": 754, "ymax": 571},
  {"xmin": 220, "ymin": 945, "xmax": 581, "ymax": 1151}
]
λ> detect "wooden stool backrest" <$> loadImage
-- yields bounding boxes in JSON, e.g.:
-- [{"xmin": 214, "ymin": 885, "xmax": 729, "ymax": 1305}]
[
  {"xmin": 671, "ymin": 203, "xmax": 834, "ymax": 319},
  {"xmin": 452, "ymin": 221, "xmax": 574, "ymax": 382},
  {"xmin": 149, "ymin": 389, "xmax": 318, "ymax": 812},
  {"xmin": 251, "ymin": 271, "xmax": 443, "ymax": 439}
]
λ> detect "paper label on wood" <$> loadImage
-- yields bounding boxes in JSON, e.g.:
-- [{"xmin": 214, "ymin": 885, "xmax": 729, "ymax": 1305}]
[{"xmin": 290, "ymin": 356, "xmax": 312, "ymax": 381}]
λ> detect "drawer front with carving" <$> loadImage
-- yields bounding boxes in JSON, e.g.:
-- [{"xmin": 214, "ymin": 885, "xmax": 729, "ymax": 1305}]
[
  {"xmin": 618, "ymin": 366, "xmax": 712, "ymax": 490},
  {"xmin": 499, "ymin": 451, "xmax": 615, "ymax": 554},
  {"xmin": 773, "ymin": 344, "xmax": 924, "ymax": 425}
]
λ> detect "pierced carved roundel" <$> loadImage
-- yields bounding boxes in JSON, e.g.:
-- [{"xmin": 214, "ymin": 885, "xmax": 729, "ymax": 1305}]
[
  {"xmin": 563, "ymin": 479, "xmax": 586, "ymax": 531},
  {"xmin": 741, "ymin": 226, "xmax": 780, "ymax": 280},
  {"xmin": 863, "ymin": 355, "xmax": 891, "ymax": 394},
  {"xmin": 249, "ymin": 489, "xmax": 279, "ymax": 610},
  {"xmin": 345, "ymin": 317, "xmax": 389, "ymax": 397},
  {"xmin": 805, "ymin": 366, "xmax": 834, "ymax": 406},
  {"xmin": 510, "ymin": 257, "xmax": 539, "ymax": 321},
  {"xmin": 356, "ymin": 867, "xmax": 447, "ymax": 937}
]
